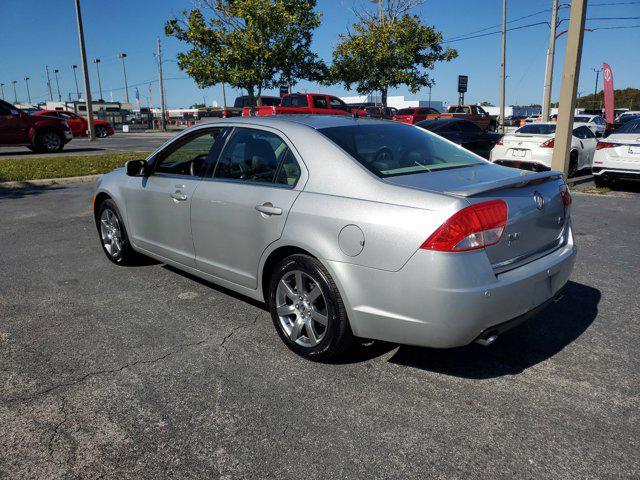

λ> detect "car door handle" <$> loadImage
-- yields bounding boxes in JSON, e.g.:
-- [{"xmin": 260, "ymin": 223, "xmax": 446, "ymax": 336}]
[
  {"xmin": 170, "ymin": 191, "xmax": 188, "ymax": 201},
  {"xmin": 255, "ymin": 203, "xmax": 282, "ymax": 216}
]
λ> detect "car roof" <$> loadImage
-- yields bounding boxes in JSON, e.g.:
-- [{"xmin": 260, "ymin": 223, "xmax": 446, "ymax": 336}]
[{"xmin": 198, "ymin": 114, "xmax": 392, "ymax": 130}]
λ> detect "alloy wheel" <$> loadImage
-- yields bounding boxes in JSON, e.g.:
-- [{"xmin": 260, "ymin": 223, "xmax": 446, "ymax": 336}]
[
  {"xmin": 42, "ymin": 132, "xmax": 62, "ymax": 151},
  {"xmin": 275, "ymin": 270, "xmax": 328, "ymax": 347},
  {"xmin": 100, "ymin": 208, "xmax": 123, "ymax": 258}
]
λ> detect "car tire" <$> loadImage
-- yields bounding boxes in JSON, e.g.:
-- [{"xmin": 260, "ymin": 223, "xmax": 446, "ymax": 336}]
[
  {"xmin": 268, "ymin": 254, "xmax": 354, "ymax": 361},
  {"xmin": 96, "ymin": 199, "xmax": 137, "ymax": 265},
  {"xmin": 95, "ymin": 126, "xmax": 108, "ymax": 138},
  {"xmin": 568, "ymin": 151, "xmax": 579, "ymax": 178},
  {"xmin": 34, "ymin": 130, "xmax": 64, "ymax": 153},
  {"xmin": 594, "ymin": 175, "xmax": 609, "ymax": 188}
]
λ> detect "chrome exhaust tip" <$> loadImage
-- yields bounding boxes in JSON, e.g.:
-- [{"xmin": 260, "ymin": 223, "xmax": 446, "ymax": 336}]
[{"xmin": 475, "ymin": 333, "xmax": 498, "ymax": 347}]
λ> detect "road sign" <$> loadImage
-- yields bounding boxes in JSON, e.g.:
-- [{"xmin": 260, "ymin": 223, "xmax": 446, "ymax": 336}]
[
  {"xmin": 458, "ymin": 75, "xmax": 468, "ymax": 93},
  {"xmin": 279, "ymin": 85, "xmax": 289, "ymax": 97}
]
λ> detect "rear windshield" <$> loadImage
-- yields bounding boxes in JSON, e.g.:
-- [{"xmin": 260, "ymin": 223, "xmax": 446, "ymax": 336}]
[
  {"xmin": 619, "ymin": 114, "xmax": 640, "ymax": 124},
  {"xmin": 616, "ymin": 119, "xmax": 640, "ymax": 134},
  {"xmin": 319, "ymin": 123, "xmax": 484, "ymax": 178},
  {"xmin": 396, "ymin": 108, "xmax": 415, "ymax": 115},
  {"xmin": 516, "ymin": 124, "xmax": 556, "ymax": 135}
]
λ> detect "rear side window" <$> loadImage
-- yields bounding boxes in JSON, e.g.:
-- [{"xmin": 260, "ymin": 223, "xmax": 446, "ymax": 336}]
[
  {"xmin": 215, "ymin": 128, "xmax": 287, "ymax": 183},
  {"xmin": 573, "ymin": 126, "xmax": 594, "ymax": 139},
  {"xmin": 275, "ymin": 149, "xmax": 301, "ymax": 186},
  {"xmin": 320, "ymin": 123, "xmax": 483, "ymax": 178},
  {"xmin": 283, "ymin": 95, "xmax": 307, "ymax": 107}
]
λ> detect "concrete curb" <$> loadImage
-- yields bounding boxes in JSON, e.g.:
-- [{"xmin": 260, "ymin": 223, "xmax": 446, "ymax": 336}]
[
  {"xmin": 568, "ymin": 174, "xmax": 593, "ymax": 187},
  {"xmin": 0, "ymin": 174, "xmax": 100, "ymax": 189}
]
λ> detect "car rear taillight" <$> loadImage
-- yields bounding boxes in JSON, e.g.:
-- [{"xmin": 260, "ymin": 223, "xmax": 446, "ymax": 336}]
[
  {"xmin": 596, "ymin": 141, "xmax": 615, "ymax": 150},
  {"xmin": 496, "ymin": 139, "xmax": 503, "ymax": 145},
  {"xmin": 420, "ymin": 200, "xmax": 508, "ymax": 252},
  {"xmin": 540, "ymin": 138, "xmax": 555, "ymax": 148},
  {"xmin": 559, "ymin": 184, "xmax": 572, "ymax": 218}
]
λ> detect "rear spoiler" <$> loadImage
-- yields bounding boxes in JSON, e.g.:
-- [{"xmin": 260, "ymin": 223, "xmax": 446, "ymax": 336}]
[{"xmin": 445, "ymin": 171, "xmax": 563, "ymax": 197}]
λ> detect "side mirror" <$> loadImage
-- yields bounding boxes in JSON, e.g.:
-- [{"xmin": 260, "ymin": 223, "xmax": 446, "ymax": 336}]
[{"xmin": 125, "ymin": 159, "xmax": 149, "ymax": 177}]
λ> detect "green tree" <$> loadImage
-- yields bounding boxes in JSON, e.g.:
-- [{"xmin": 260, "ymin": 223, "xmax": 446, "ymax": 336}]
[
  {"xmin": 329, "ymin": 6, "xmax": 457, "ymax": 106},
  {"xmin": 165, "ymin": 0, "xmax": 324, "ymax": 106}
]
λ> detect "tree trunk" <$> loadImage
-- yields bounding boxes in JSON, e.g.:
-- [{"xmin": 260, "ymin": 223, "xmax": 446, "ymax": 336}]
[
  {"xmin": 247, "ymin": 87, "xmax": 256, "ymax": 107},
  {"xmin": 381, "ymin": 88, "xmax": 388, "ymax": 107}
]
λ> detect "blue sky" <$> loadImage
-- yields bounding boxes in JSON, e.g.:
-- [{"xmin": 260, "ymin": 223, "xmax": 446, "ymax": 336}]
[{"xmin": 1, "ymin": 0, "xmax": 638, "ymax": 108}]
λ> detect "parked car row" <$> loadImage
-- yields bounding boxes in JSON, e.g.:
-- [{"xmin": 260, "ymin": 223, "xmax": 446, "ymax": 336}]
[{"xmin": 0, "ymin": 99, "xmax": 116, "ymax": 153}]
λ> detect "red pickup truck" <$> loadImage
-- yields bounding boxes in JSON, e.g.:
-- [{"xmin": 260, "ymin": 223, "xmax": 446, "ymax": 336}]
[{"xmin": 243, "ymin": 93, "xmax": 352, "ymax": 117}]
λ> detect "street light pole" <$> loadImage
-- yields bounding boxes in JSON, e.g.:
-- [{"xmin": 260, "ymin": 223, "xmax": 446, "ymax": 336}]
[
  {"xmin": 551, "ymin": 0, "xmax": 587, "ymax": 176},
  {"xmin": 499, "ymin": 0, "xmax": 507, "ymax": 134},
  {"xmin": 592, "ymin": 68, "xmax": 601, "ymax": 112},
  {"xmin": 0, "ymin": 83, "xmax": 4, "ymax": 100},
  {"xmin": 93, "ymin": 58, "xmax": 103, "ymax": 101},
  {"xmin": 74, "ymin": 0, "xmax": 95, "ymax": 140},
  {"xmin": 541, "ymin": 0, "xmax": 558, "ymax": 122},
  {"xmin": 24, "ymin": 77, "xmax": 31, "ymax": 104},
  {"xmin": 71, "ymin": 65, "xmax": 81, "ymax": 99},
  {"xmin": 53, "ymin": 69, "xmax": 62, "ymax": 102},
  {"xmin": 45, "ymin": 66, "xmax": 53, "ymax": 101},
  {"xmin": 11, "ymin": 81, "xmax": 18, "ymax": 103},
  {"xmin": 117, "ymin": 53, "xmax": 130, "ymax": 104}
]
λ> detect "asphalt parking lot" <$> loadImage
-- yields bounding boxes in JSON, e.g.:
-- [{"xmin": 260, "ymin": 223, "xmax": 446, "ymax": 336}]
[
  {"xmin": 0, "ymin": 132, "xmax": 174, "ymax": 159},
  {"xmin": 1, "ymin": 182, "xmax": 639, "ymax": 479}
]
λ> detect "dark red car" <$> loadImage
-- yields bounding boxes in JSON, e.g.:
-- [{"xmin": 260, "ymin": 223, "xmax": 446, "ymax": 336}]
[
  {"xmin": 33, "ymin": 110, "xmax": 114, "ymax": 138},
  {"xmin": 0, "ymin": 100, "xmax": 73, "ymax": 153}
]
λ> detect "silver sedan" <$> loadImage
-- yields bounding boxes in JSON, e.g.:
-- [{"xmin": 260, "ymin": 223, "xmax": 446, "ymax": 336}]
[{"xmin": 93, "ymin": 115, "xmax": 576, "ymax": 360}]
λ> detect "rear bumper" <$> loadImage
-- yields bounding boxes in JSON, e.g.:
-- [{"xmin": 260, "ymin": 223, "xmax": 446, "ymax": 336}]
[
  {"xmin": 325, "ymin": 226, "xmax": 576, "ymax": 348},
  {"xmin": 592, "ymin": 166, "xmax": 640, "ymax": 179}
]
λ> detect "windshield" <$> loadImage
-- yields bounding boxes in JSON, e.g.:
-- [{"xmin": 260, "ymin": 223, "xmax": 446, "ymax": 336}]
[
  {"xmin": 319, "ymin": 123, "xmax": 484, "ymax": 178},
  {"xmin": 516, "ymin": 124, "xmax": 556, "ymax": 135},
  {"xmin": 616, "ymin": 119, "xmax": 640, "ymax": 134}
]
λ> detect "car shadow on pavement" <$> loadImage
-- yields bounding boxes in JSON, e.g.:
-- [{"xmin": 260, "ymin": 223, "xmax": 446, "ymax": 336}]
[
  {"xmin": 0, "ymin": 184, "xmax": 67, "ymax": 199},
  {"xmin": 386, "ymin": 281, "xmax": 600, "ymax": 378},
  {"xmin": 609, "ymin": 180, "xmax": 640, "ymax": 193}
]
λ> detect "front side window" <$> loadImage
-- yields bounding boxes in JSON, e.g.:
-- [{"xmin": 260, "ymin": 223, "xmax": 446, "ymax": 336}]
[
  {"xmin": 329, "ymin": 97, "xmax": 346, "ymax": 109},
  {"xmin": 313, "ymin": 96, "xmax": 328, "ymax": 109},
  {"xmin": 214, "ymin": 128, "xmax": 288, "ymax": 183},
  {"xmin": 320, "ymin": 123, "xmax": 484, "ymax": 178},
  {"xmin": 155, "ymin": 129, "xmax": 221, "ymax": 176}
]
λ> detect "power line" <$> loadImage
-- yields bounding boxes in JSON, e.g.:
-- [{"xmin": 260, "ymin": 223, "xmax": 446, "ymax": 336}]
[
  {"xmin": 446, "ymin": 9, "xmax": 551, "ymax": 41},
  {"xmin": 589, "ymin": 1, "xmax": 640, "ymax": 5},
  {"xmin": 445, "ymin": 21, "xmax": 549, "ymax": 43}
]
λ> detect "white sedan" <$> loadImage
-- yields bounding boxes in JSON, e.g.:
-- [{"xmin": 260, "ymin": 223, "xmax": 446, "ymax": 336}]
[
  {"xmin": 574, "ymin": 114, "xmax": 606, "ymax": 136},
  {"xmin": 490, "ymin": 122, "xmax": 597, "ymax": 177},
  {"xmin": 592, "ymin": 119, "xmax": 640, "ymax": 187}
]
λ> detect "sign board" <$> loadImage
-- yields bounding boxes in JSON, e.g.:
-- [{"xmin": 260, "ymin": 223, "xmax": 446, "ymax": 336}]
[
  {"xmin": 122, "ymin": 125, "xmax": 129, "ymax": 133},
  {"xmin": 458, "ymin": 75, "xmax": 468, "ymax": 94},
  {"xmin": 279, "ymin": 85, "xmax": 290, "ymax": 97}
]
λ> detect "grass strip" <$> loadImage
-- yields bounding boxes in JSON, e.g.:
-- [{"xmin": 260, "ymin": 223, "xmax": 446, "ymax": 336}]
[{"xmin": 0, "ymin": 152, "xmax": 150, "ymax": 182}]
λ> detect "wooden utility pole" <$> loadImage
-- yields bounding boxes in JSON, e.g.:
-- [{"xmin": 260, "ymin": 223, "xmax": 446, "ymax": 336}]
[
  {"xmin": 499, "ymin": 0, "xmax": 506, "ymax": 134},
  {"xmin": 541, "ymin": 0, "xmax": 558, "ymax": 122},
  {"xmin": 551, "ymin": 0, "xmax": 588, "ymax": 175},
  {"xmin": 157, "ymin": 38, "xmax": 167, "ymax": 131}
]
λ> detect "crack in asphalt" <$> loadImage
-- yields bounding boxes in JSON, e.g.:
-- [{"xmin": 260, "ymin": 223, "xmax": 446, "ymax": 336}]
[
  {"xmin": 5, "ymin": 311, "xmax": 266, "ymax": 404},
  {"xmin": 47, "ymin": 396, "xmax": 69, "ymax": 463}
]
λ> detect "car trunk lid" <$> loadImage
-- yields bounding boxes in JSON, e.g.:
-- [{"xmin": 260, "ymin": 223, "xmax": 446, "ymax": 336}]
[{"xmin": 387, "ymin": 165, "xmax": 567, "ymax": 271}]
